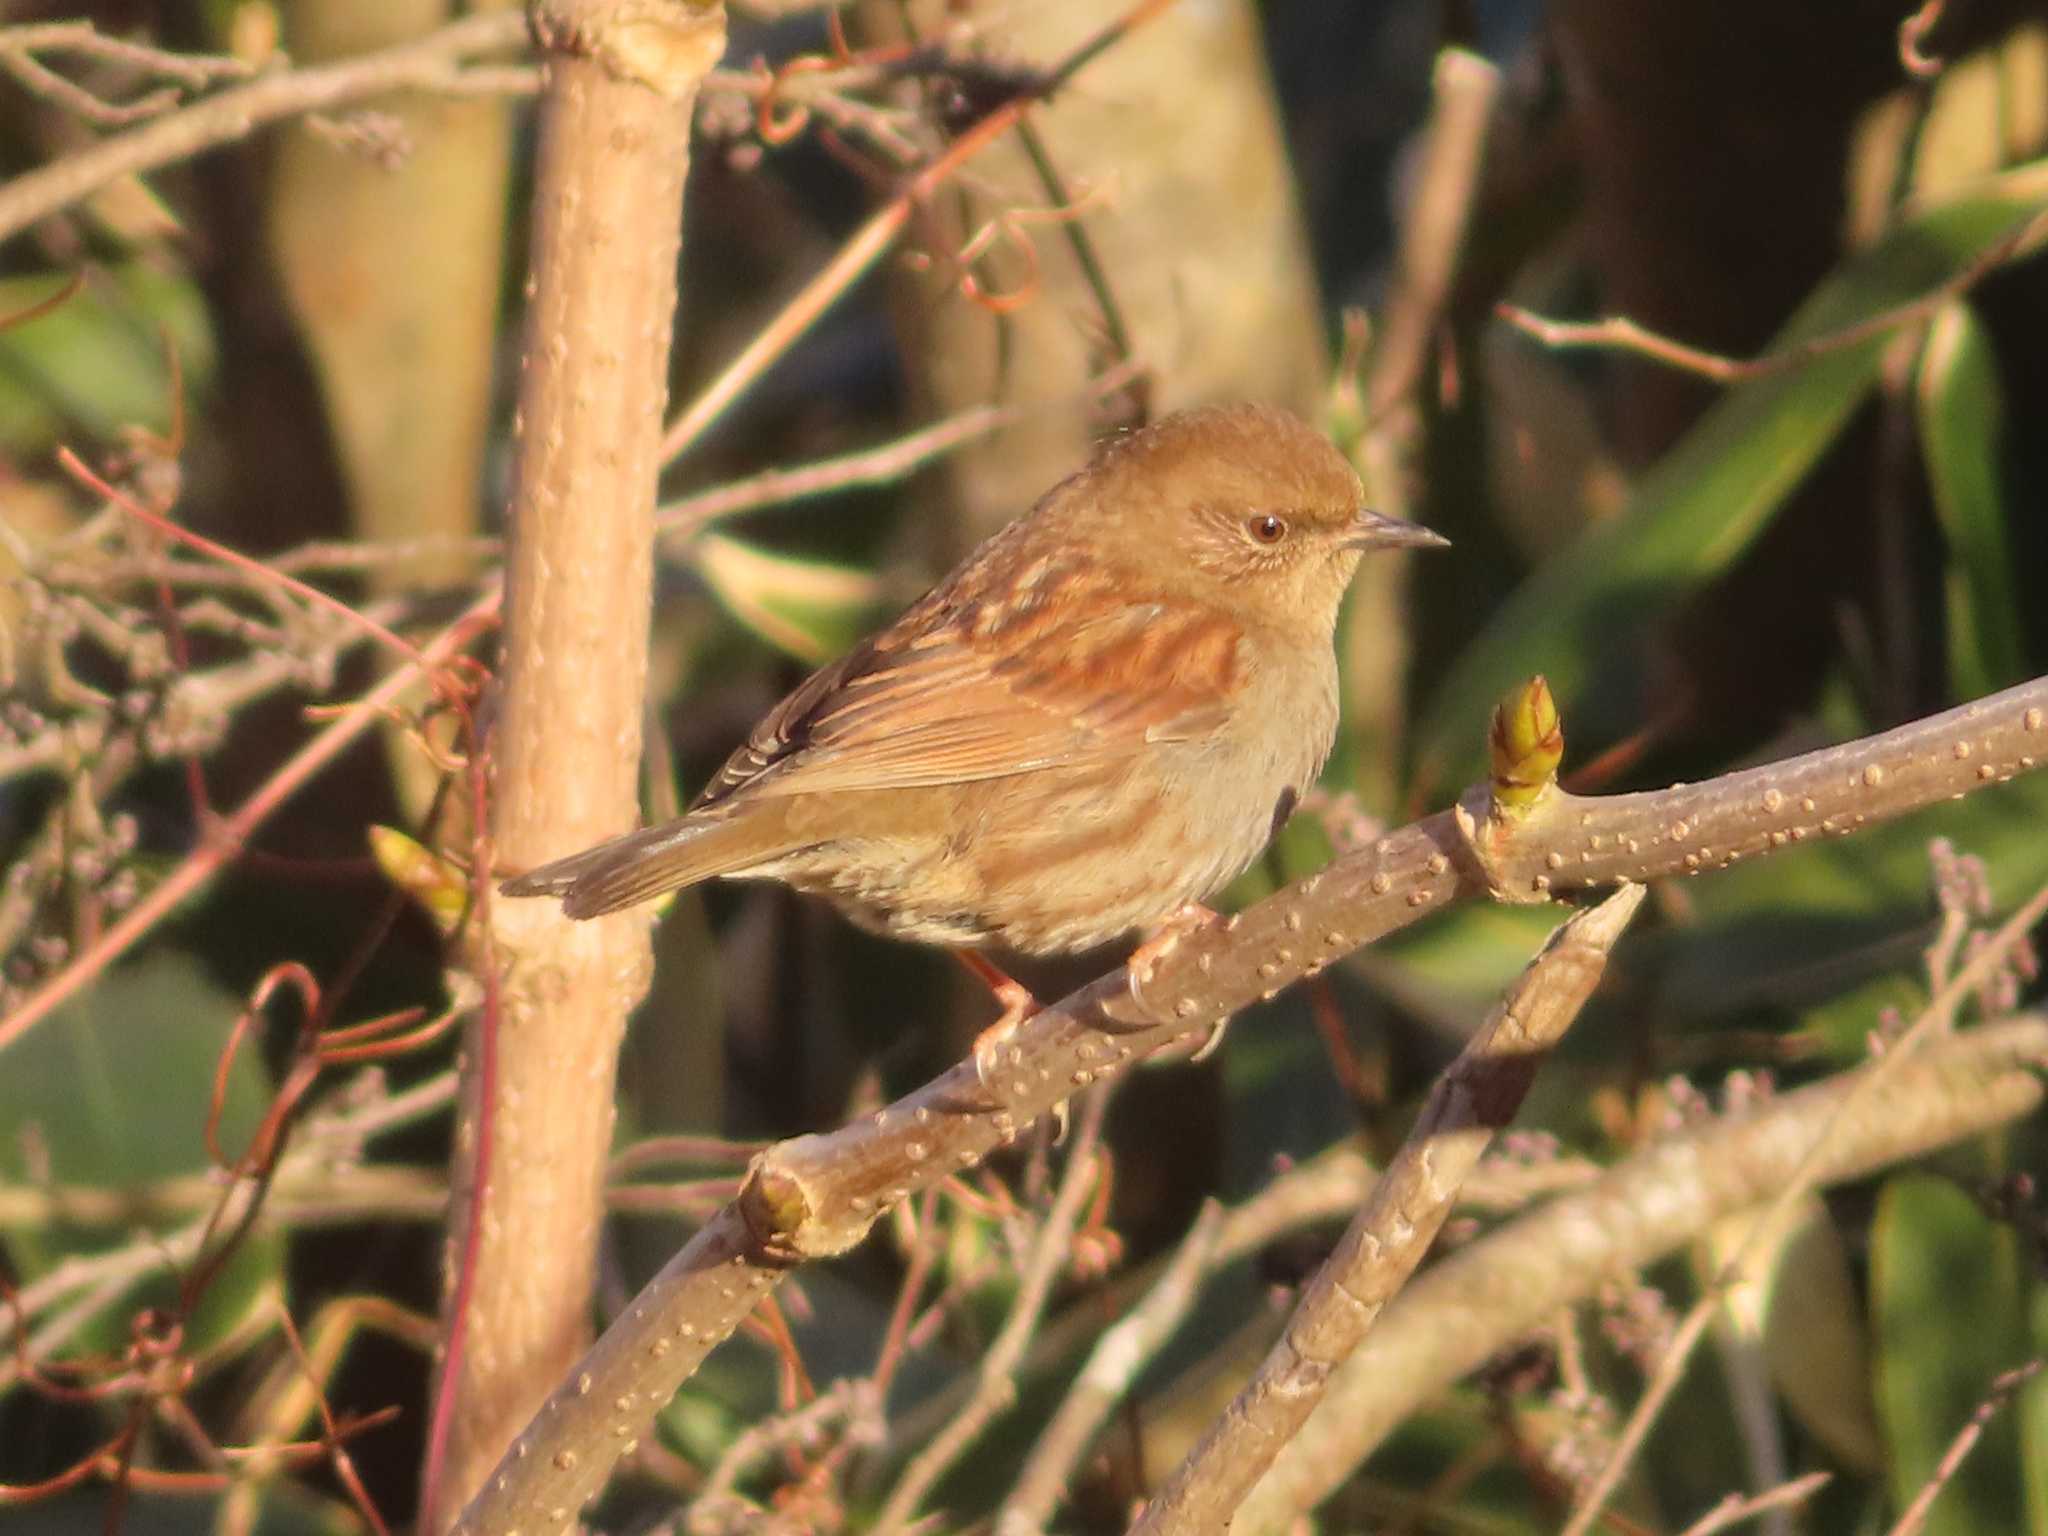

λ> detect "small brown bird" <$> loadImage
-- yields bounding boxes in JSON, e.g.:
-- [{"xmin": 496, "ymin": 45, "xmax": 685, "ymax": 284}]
[{"xmin": 503, "ymin": 403, "xmax": 1445, "ymax": 1035}]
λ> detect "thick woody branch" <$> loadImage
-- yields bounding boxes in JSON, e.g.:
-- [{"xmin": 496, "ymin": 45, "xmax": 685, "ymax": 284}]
[
  {"xmin": 1128, "ymin": 886, "xmax": 1644, "ymax": 1536},
  {"xmin": 452, "ymin": 674, "xmax": 2047, "ymax": 1532},
  {"xmin": 1457, "ymin": 675, "xmax": 2048, "ymax": 900},
  {"xmin": 1234, "ymin": 1014, "xmax": 2048, "ymax": 1535},
  {"xmin": 427, "ymin": 0, "xmax": 725, "ymax": 1527}
]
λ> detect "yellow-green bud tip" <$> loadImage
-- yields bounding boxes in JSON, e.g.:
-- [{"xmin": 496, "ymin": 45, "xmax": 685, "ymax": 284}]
[
  {"xmin": 369, "ymin": 825, "xmax": 470, "ymax": 934},
  {"xmin": 1489, "ymin": 675, "xmax": 1563, "ymax": 812}
]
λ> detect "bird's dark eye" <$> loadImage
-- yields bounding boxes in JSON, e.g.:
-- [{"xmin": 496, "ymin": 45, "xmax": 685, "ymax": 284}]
[{"xmin": 1247, "ymin": 514, "xmax": 1288, "ymax": 545}]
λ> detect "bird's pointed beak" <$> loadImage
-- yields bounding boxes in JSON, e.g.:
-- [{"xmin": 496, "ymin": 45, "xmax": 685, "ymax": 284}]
[{"xmin": 1346, "ymin": 508, "xmax": 1451, "ymax": 551}]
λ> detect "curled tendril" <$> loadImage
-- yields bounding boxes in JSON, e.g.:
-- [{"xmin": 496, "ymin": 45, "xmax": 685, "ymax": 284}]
[{"xmin": 951, "ymin": 178, "xmax": 1115, "ymax": 315}]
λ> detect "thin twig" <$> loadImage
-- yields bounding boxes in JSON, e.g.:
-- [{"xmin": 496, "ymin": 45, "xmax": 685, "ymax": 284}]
[
  {"xmin": 997, "ymin": 1200, "xmax": 1226, "ymax": 1536},
  {"xmin": 656, "ymin": 116, "xmax": 984, "ymax": 464},
  {"xmin": 0, "ymin": 1070, "xmax": 454, "ymax": 1393},
  {"xmin": 687, "ymin": 1379, "xmax": 875, "ymax": 1531},
  {"xmin": 0, "ymin": 589, "xmax": 497, "ymax": 1057},
  {"xmin": 871, "ymin": 1086, "xmax": 1114, "ymax": 1536},
  {"xmin": 656, "ymin": 362, "xmax": 1147, "ymax": 541},
  {"xmin": 1497, "ymin": 204, "xmax": 2048, "ymax": 385},
  {"xmin": 1558, "ymin": 1296, "xmax": 1717, "ymax": 1536},
  {"xmin": 1131, "ymin": 887, "xmax": 1645, "ymax": 1536},
  {"xmin": 0, "ymin": 21, "xmax": 251, "ymax": 128},
  {"xmin": 0, "ymin": 11, "xmax": 532, "ymax": 245},
  {"xmin": 656, "ymin": 0, "xmax": 1176, "ymax": 464},
  {"xmin": 0, "ymin": 22, "xmax": 252, "ymax": 90},
  {"xmin": 1010, "ymin": 115, "xmax": 1132, "ymax": 369},
  {"xmin": 1675, "ymin": 1472, "xmax": 1833, "ymax": 1536},
  {"xmin": 659, "ymin": 403, "xmax": 1011, "ymax": 538},
  {"xmin": 1885, "ymin": 1359, "xmax": 2044, "ymax": 1536}
]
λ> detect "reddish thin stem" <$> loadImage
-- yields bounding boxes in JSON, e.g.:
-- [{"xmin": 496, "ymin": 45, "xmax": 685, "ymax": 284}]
[{"xmin": 0, "ymin": 591, "xmax": 498, "ymax": 1057}]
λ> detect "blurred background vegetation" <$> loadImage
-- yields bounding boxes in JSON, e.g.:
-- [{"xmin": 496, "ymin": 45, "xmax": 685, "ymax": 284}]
[{"xmin": 1, "ymin": 0, "xmax": 2045, "ymax": 1531}]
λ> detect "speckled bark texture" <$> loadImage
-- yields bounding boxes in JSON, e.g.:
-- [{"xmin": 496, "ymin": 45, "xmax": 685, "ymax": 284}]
[{"xmin": 426, "ymin": 2, "xmax": 724, "ymax": 1527}]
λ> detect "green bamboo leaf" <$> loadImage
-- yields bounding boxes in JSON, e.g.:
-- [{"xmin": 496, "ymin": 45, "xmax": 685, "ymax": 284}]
[
  {"xmin": 0, "ymin": 952, "xmax": 279, "ymax": 1357},
  {"xmin": 2027, "ymin": 1276, "xmax": 2048, "ymax": 1534},
  {"xmin": 692, "ymin": 532, "xmax": 883, "ymax": 665},
  {"xmin": 1752, "ymin": 1202, "xmax": 1884, "ymax": 1470},
  {"xmin": 1650, "ymin": 768, "xmax": 2048, "ymax": 1053},
  {"xmin": 0, "ymin": 263, "xmax": 214, "ymax": 452},
  {"xmin": 1871, "ymin": 1173, "xmax": 2030, "ymax": 1536},
  {"xmin": 1916, "ymin": 301, "xmax": 2026, "ymax": 697},
  {"xmin": 1417, "ymin": 163, "xmax": 2048, "ymax": 787}
]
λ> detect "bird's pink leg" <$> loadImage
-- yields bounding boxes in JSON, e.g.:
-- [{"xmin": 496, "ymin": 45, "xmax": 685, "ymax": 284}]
[{"xmin": 957, "ymin": 950, "xmax": 1041, "ymax": 1098}]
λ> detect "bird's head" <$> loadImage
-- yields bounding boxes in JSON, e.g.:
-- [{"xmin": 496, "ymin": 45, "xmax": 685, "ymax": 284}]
[{"xmin": 1066, "ymin": 403, "xmax": 1448, "ymax": 636}]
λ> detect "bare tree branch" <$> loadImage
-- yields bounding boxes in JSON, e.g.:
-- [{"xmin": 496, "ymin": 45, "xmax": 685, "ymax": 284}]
[
  {"xmin": 0, "ymin": 12, "xmax": 532, "ymax": 246},
  {"xmin": 1558, "ymin": 873, "xmax": 2048, "ymax": 1536}
]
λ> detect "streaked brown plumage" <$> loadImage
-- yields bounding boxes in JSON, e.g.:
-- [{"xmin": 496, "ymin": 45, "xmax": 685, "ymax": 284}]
[{"xmin": 501, "ymin": 403, "xmax": 1446, "ymax": 958}]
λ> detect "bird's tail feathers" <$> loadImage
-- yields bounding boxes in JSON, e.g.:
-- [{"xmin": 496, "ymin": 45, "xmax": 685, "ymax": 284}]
[{"xmin": 499, "ymin": 814, "xmax": 795, "ymax": 920}]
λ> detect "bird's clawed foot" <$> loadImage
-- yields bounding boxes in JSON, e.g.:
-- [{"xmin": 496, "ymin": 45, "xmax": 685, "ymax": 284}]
[
  {"xmin": 1127, "ymin": 902, "xmax": 1231, "ymax": 1057},
  {"xmin": 969, "ymin": 976, "xmax": 1042, "ymax": 1100},
  {"xmin": 954, "ymin": 951, "xmax": 1043, "ymax": 1109},
  {"xmin": 1127, "ymin": 902, "xmax": 1225, "ymax": 987}
]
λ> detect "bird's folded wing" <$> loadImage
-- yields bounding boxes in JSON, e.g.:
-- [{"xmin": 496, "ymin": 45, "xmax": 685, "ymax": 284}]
[{"xmin": 694, "ymin": 591, "xmax": 1244, "ymax": 808}]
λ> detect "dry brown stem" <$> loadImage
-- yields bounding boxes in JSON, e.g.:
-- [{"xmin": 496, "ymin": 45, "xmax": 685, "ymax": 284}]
[
  {"xmin": 424, "ymin": 0, "xmax": 726, "ymax": 1527},
  {"xmin": 0, "ymin": 589, "xmax": 494, "ymax": 1057},
  {"xmin": 1127, "ymin": 885, "xmax": 1644, "ymax": 1536},
  {"xmin": 1884, "ymin": 1359, "xmax": 2043, "ymax": 1536},
  {"xmin": 1674, "ymin": 1472, "xmax": 1833, "ymax": 1536},
  {"xmin": 0, "ymin": 12, "xmax": 532, "ymax": 245},
  {"xmin": 448, "ymin": 673, "xmax": 2046, "ymax": 1533},
  {"xmin": 996, "ymin": 1200, "xmax": 1225, "ymax": 1536},
  {"xmin": 1497, "ymin": 203, "xmax": 2048, "ymax": 385},
  {"xmin": 0, "ymin": 1069, "xmax": 454, "ymax": 1389},
  {"xmin": 0, "ymin": 20, "xmax": 253, "ymax": 134},
  {"xmin": 654, "ymin": 364, "xmax": 1146, "ymax": 544},
  {"xmin": 903, "ymin": 1132, "xmax": 1593, "ymax": 1488}
]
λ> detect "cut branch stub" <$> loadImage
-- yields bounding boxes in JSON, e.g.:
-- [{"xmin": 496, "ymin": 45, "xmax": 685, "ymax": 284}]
[{"xmin": 530, "ymin": 0, "xmax": 727, "ymax": 98}]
